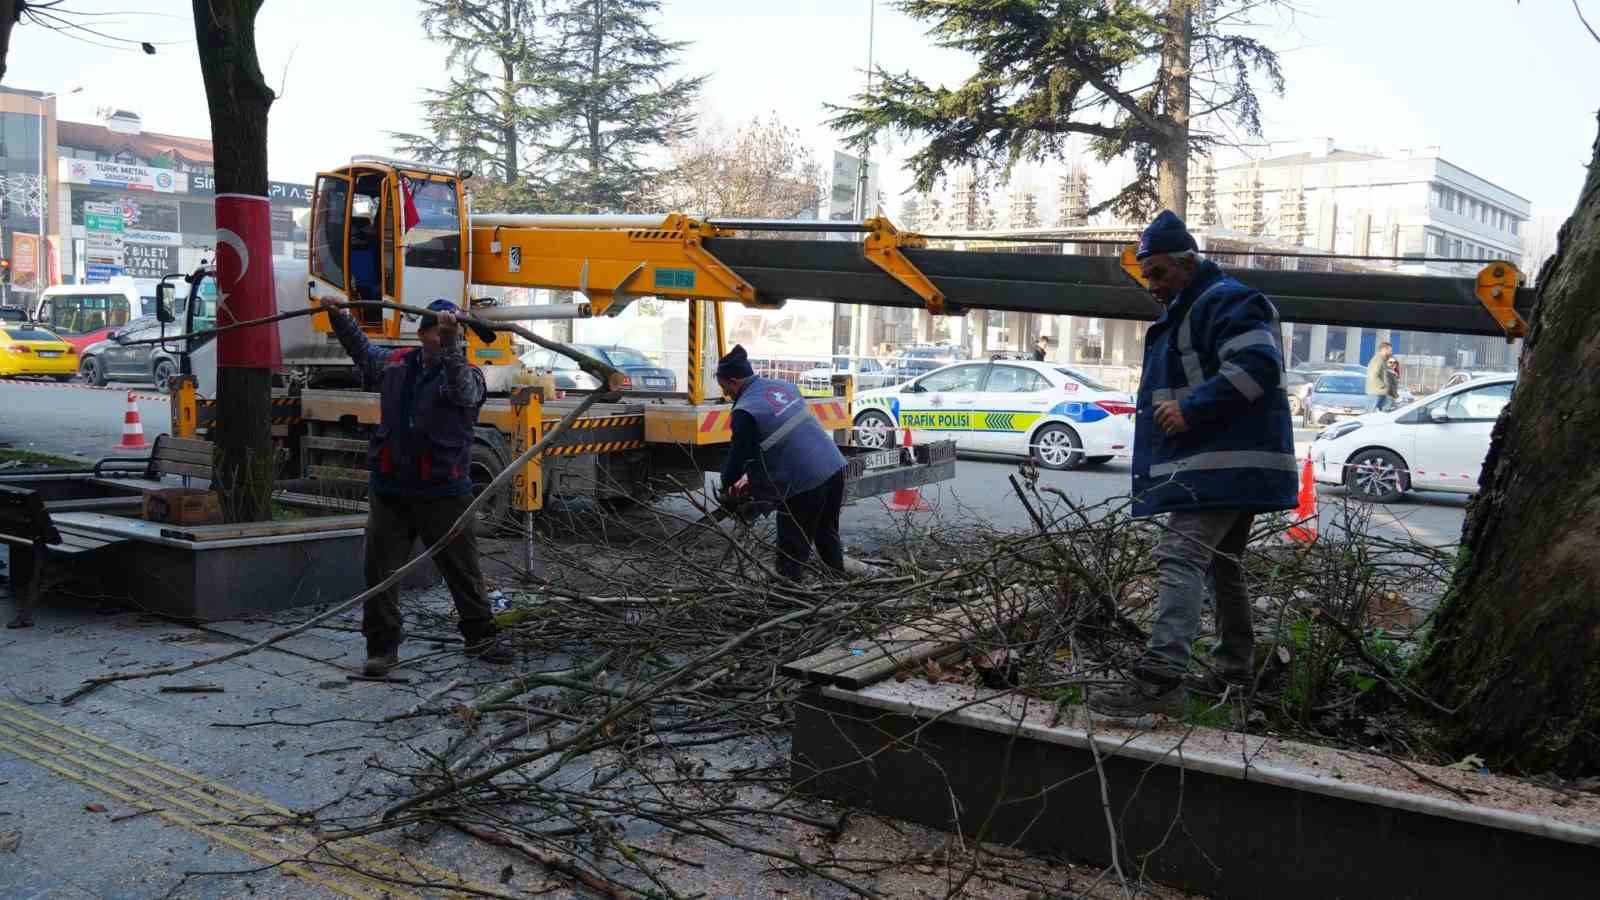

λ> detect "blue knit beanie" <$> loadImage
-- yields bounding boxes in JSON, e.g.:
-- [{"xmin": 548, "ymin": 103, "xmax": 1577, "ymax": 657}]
[
  {"xmin": 716, "ymin": 344, "xmax": 755, "ymax": 380},
  {"xmin": 1136, "ymin": 210, "xmax": 1198, "ymax": 260}
]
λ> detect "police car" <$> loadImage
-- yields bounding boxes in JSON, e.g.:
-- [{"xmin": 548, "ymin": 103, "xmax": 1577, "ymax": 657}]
[{"xmin": 851, "ymin": 359, "xmax": 1135, "ymax": 470}]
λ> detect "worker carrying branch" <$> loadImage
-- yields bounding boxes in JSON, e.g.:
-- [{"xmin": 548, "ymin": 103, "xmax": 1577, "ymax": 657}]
[
  {"xmin": 314, "ymin": 296, "xmax": 513, "ymax": 675},
  {"xmin": 1090, "ymin": 211, "xmax": 1297, "ymax": 718},
  {"xmin": 715, "ymin": 345, "xmax": 849, "ymax": 581}
]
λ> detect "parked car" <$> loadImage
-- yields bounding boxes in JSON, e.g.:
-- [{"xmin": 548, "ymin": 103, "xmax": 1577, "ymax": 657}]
[
  {"xmin": 1285, "ymin": 368, "xmax": 1339, "ymax": 416},
  {"xmin": 888, "ymin": 344, "xmax": 970, "ymax": 382},
  {"xmin": 798, "ymin": 356, "xmax": 893, "ymax": 397},
  {"xmin": 1301, "ymin": 372, "xmax": 1379, "ymax": 427},
  {"xmin": 521, "ymin": 343, "xmax": 677, "ymax": 392},
  {"xmin": 78, "ymin": 316, "xmax": 185, "ymax": 390},
  {"xmin": 0, "ymin": 323, "xmax": 77, "ymax": 380},
  {"xmin": 1312, "ymin": 374, "xmax": 1515, "ymax": 502},
  {"xmin": 1439, "ymin": 368, "xmax": 1515, "ymax": 391},
  {"xmin": 0, "ymin": 305, "xmax": 28, "ymax": 323},
  {"xmin": 852, "ymin": 359, "xmax": 1134, "ymax": 470}
]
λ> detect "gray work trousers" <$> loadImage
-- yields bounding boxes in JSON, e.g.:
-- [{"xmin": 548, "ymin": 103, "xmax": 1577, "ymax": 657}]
[{"xmin": 1137, "ymin": 508, "xmax": 1256, "ymax": 683}]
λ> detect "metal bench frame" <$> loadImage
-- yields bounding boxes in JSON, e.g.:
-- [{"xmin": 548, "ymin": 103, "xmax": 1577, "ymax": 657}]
[{"xmin": 0, "ymin": 485, "xmax": 120, "ymax": 628}]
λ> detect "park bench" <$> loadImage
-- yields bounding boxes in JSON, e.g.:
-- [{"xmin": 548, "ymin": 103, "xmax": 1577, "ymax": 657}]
[
  {"xmin": 0, "ymin": 485, "xmax": 125, "ymax": 628},
  {"xmin": 89, "ymin": 435, "xmax": 216, "ymax": 495}
]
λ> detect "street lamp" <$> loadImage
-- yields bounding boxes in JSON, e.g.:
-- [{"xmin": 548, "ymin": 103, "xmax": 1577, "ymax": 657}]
[{"xmin": 34, "ymin": 86, "xmax": 81, "ymax": 296}]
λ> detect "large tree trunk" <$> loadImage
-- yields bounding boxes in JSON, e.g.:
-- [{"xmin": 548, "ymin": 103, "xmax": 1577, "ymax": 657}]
[
  {"xmin": 1414, "ymin": 116, "xmax": 1600, "ymax": 776},
  {"xmin": 193, "ymin": 0, "xmax": 276, "ymax": 523},
  {"xmin": 1156, "ymin": 0, "xmax": 1192, "ymax": 214},
  {"xmin": 0, "ymin": 0, "xmax": 18, "ymax": 83}
]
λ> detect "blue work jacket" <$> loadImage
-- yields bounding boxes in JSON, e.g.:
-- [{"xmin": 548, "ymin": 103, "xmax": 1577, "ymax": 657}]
[{"xmin": 1131, "ymin": 260, "xmax": 1298, "ymax": 517}]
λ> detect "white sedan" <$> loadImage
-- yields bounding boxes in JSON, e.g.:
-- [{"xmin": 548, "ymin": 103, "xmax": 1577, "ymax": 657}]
[
  {"xmin": 851, "ymin": 359, "xmax": 1135, "ymax": 470},
  {"xmin": 1312, "ymin": 374, "xmax": 1515, "ymax": 502}
]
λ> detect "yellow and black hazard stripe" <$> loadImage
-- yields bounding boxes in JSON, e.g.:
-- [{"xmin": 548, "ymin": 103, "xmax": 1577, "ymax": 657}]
[
  {"xmin": 543, "ymin": 439, "xmax": 649, "ymax": 457},
  {"xmin": 196, "ymin": 397, "xmax": 302, "ymax": 430},
  {"xmin": 555, "ymin": 414, "xmax": 645, "ymax": 430}
]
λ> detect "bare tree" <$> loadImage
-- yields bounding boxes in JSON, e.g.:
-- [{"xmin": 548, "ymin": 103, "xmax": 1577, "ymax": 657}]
[
  {"xmin": 654, "ymin": 113, "xmax": 822, "ymax": 220},
  {"xmin": 1520, "ymin": 215, "xmax": 1561, "ymax": 284}
]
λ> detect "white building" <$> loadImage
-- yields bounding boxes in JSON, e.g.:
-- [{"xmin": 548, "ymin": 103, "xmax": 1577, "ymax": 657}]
[{"xmin": 1200, "ymin": 140, "xmax": 1530, "ymax": 368}]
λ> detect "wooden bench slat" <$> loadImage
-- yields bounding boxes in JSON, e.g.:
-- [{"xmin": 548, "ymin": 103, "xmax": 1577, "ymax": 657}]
[
  {"xmin": 90, "ymin": 477, "xmax": 173, "ymax": 494},
  {"xmin": 153, "ymin": 449, "xmax": 214, "ymax": 466},
  {"xmin": 44, "ymin": 496, "xmax": 145, "ymax": 512},
  {"xmin": 154, "ymin": 461, "xmax": 214, "ymax": 480}
]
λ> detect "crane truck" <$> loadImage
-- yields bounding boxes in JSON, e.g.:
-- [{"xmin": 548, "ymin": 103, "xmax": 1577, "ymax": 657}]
[{"xmin": 155, "ymin": 155, "xmax": 1534, "ymax": 523}]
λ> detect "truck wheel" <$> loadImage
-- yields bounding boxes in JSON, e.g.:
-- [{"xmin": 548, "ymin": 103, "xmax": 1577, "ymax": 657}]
[
  {"xmin": 80, "ymin": 355, "xmax": 106, "ymax": 387},
  {"xmin": 1031, "ymin": 424, "xmax": 1084, "ymax": 470},
  {"xmin": 470, "ymin": 443, "xmax": 512, "ymax": 531},
  {"xmin": 854, "ymin": 410, "xmax": 895, "ymax": 449}
]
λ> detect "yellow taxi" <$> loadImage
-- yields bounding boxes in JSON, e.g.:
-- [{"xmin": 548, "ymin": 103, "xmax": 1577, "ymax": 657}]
[{"xmin": 0, "ymin": 323, "xmax": 78, "ymax": 380}]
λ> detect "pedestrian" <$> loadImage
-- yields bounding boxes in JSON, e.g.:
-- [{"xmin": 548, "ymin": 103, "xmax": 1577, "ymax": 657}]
[
  {"xmin": 1385, "ymin": 356, "xmax": 1402, "ymax": 407},
  {"xmin": 1031, "ymin": 334, "xmax": 1052, "ymax": 362},
  {"xmin": 315, "ymin": 296, "xmax": 513, "ymax": 676},
  {"xmin": 1088, "ymin": 210, "xmax": 1297, "ymax": 718},
  {"xmin": 715, "ymin": 344, "xmax": 849, "ymax": 581},
  {"xmin": 1366, "ymin": 341, "xmax": 1395, "ymax": 412}
]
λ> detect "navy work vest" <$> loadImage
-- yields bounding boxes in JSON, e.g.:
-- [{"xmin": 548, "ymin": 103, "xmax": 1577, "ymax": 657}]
[{"xmin": 734, "ymin": 376, "xmax": 847, "ymax": 496}]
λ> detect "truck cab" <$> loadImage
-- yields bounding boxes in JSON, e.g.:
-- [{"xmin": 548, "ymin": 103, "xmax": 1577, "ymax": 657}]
[{"xmin": 308, "ymin": 156, "xmax": 469, "ymax": 339}]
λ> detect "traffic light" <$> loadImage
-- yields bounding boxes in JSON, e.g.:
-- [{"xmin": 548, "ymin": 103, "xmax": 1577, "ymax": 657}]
[{"xmin": 0, "ymin": 258, "xmax": 10, "ymax": 284}]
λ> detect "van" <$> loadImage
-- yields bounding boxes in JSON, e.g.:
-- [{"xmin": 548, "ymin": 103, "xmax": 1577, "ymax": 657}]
[{"xmin": 32, "ymin": 283, "xmax": 141, "ymax": 353}]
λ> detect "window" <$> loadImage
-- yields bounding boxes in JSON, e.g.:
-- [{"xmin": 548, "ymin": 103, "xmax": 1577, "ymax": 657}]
[
  {"xmin": 1056, "ymin": 367, "xmax": 1115, "ymax": 391},
  {"xmin": 598, "ymin": 346, "xmax": 652, "ymax": 367},
  {"xmin": 401, "ymin": 176, "xmax": 462, "ymax": 270},
  {"xmin": 1, "ymin": 327, "xmax": 59, "ymax": 341},
  {"xmin": 861, "ymin": 358, "xmax": 882, "ymax": 373},
  {"xmin": 36, "ymin": 293, "xmax": 131, "ymax": 336},
  {"xmin": 983, "ymin": 365, "xmax": 1050, "ymax": 393},
  {"xmin": 311, "ymin": 175, "xmax": 349, "ymax": 289},
  {"xmin": 916, "ymin": 364, "xmax": 986, "ymax": 393},
  {"xmin": 1314, "ymin": 375, "xmax": 1367, "ymax": 394},
  {"xmin": 1442, "ymin": 382, "xmax": 1512, "ymax": 420},
  {"xmin": 1449, "ymin": 239, "xmax": 1462, "ymax": 258}
]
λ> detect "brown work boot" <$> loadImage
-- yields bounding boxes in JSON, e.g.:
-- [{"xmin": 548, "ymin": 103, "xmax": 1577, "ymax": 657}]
[{"xmin": 363, "ymin": 651, "xmax": 400, "ymax": 677}]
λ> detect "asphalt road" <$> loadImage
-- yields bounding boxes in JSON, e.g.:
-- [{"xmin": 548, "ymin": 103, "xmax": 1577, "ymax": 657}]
[
  {"xmin": 0, "ymin": 378, "xmax": 171, "ymax": 462},
  {"xmin": 0, "ymin": 378, "xmax": 1468, "ymax": 548}
]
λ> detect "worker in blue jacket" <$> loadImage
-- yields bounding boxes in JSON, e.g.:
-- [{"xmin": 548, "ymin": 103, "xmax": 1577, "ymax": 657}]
[
  {"xmin": 715, "ymin": 345, "xmax": 849, "ymax": 581},
  {"xmin": 1089, "ymin": 211, "xmax": 1297, "ymax": 718}
]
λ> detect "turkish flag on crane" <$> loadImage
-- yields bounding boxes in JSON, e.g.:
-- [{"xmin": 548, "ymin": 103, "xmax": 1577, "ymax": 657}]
[{"xmin": 401, "ymin": 177, "xmax": 421, "ymax": 232}]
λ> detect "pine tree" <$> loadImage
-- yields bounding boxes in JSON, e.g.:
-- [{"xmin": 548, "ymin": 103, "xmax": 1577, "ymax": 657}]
[
  {"xmin": 391, "ymin": 0, "xmax": 548, "ymax": 212},
  {"xmin": 827, "ymin": 0, "xmax": 1284, "ymax": 220},
  {"xmin": 898, "ymin": 193, "xmax": 924, "ymax": 231},
  {"xmin": 538, "ymin": 0, "xmax": 705, "ymax": 213}
]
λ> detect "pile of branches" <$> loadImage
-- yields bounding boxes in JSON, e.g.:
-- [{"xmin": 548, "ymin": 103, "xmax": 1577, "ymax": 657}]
[{"xmin": 79, "ymin": 463, "xmax": 1460, "ymax": 897}]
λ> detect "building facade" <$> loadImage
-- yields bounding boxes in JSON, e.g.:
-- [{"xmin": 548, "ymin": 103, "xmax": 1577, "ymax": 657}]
[
  {"xmin": 0, "ymin": 86, "xmax": 61, "ymax": 308},
  {"xmin": 54, "ymin": 110, "xmax": 313, "ymax": 300},
  {"xmin": 1196, "ymin": 140, "xmax": 1531, "ymax": 369}
]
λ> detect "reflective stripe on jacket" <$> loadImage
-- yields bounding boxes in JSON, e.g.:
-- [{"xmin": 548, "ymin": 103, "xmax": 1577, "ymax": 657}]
[
  {"xmin": 1131, "ymin": 260, "xmax": 1297, "ymax": 517},
  {"xmin": 731, "ymin": 376, "xmax": 846, "ymax": 497}
]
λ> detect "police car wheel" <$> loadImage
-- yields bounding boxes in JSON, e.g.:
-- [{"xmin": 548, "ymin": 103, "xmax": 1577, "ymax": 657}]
[
  {"xmin": 1031, "ymin": 424, "xmax": 1084, "ymax": 470},
  {"xmin": 854, "ymin": 410, "xmax": 894, "ymax": 449},
  {"xmin": 1343, "ymin": 448, "xmax": 1407, "ymax": 503}
]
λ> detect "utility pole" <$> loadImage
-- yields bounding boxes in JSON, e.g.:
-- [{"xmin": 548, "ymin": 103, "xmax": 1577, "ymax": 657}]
[{"xmin": 850, "ymin": 0, "xmax": 876, "ymax": 363}]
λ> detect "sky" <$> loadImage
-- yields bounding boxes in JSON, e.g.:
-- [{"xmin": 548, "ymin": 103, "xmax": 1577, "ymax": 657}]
[{"xmin": 7, "ymin": 0, "xmax": 1598, "ymax": 224}]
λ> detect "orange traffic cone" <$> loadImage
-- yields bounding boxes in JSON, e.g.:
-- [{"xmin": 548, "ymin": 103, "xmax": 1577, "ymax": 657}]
[
  {"xmin": 1286, "ymin": 453, "xmax": 1317, "ymax": 545},
  {"xmin": 116, "ymin": 390, "xmax": 149, "ymax": 450},
  {"xmin": 886, "ymin": 426, "xmax": 932, "ymax": 512}
]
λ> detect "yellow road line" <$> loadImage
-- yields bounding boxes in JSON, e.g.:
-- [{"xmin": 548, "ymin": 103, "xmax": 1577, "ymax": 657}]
[{"xmin": 0, "ymin": 702, "xmax": 511, "ymax": 897}]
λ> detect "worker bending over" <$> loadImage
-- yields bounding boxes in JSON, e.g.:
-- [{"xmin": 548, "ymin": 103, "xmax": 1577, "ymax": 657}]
[
  {"xmin": 1090, "ymin": 211, "xmax": 1297, "ymax": 717},
  {"xmin": 316, "ymin": 296, "xmax": 513, "ymax": 675},
  {"xmin": 715, "ymin": 345, "xmax": 849, "ymax": 581}
]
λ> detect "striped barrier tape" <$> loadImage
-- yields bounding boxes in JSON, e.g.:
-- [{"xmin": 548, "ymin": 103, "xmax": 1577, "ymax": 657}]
[{"xmin": 0, "ymin": 377, "xmax": 167, "ymax": 402}]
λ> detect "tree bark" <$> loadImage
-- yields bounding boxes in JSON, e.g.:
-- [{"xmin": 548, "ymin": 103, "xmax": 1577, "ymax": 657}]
[
  {"xmin": 1156, "ymin": 0, "xmax": 1192, "ymax": 214},
  {"xmin": 1414, "ymin": 114, "xmax": 1600, "ymax": 776},
  {"xmin": 0, "ymin": 0, "xmax": 18, "ymax": 83},
  {"xmin": 500, "ymin": 0, "xmax": 518, "ymax": 184},
  {"xmin": 192, "ymin": 0, "xmax": 276, "ymax": 523}
]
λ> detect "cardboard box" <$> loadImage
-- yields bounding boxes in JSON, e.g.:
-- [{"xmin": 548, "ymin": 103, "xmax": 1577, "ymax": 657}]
[{"xmin": 142, "ymin": 488, "xmax": 223, "ymax": 526}]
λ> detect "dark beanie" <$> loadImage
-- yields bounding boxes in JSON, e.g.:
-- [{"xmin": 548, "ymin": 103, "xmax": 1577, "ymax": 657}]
[
  {"xmin": 716, "ymin": 344, "xmax": 755, "ymax": 380},
  {"xmin": 1136, "ymin": 210, "xmax": 1198, "ymax": 260},
  {"xmin": 419, "ymin": 298, "xmax": 496, "ymax": 343}
]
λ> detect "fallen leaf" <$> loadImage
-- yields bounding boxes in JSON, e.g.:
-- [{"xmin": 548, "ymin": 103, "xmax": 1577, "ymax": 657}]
[
  {"xmin": 894, "ymin": 668, "xmax": 912, "ymax": 682},
  {"xmin": 0, "ymin": 831, "xmax": 19, "ymax": 853},
  {"xmin": 1445, "ymin": 753, "xmax": 1487, "ymax": 772},
  {"xmin": 922, "ymin": 659, "xmax": 944, "ymax": 684},
  {"xmin": 453, "ymin": 703, "xmax": 480, "ymax": 727},
  {"xmin": 85, "ymin": 803, "xmax": 107, "ymax": 813}
]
